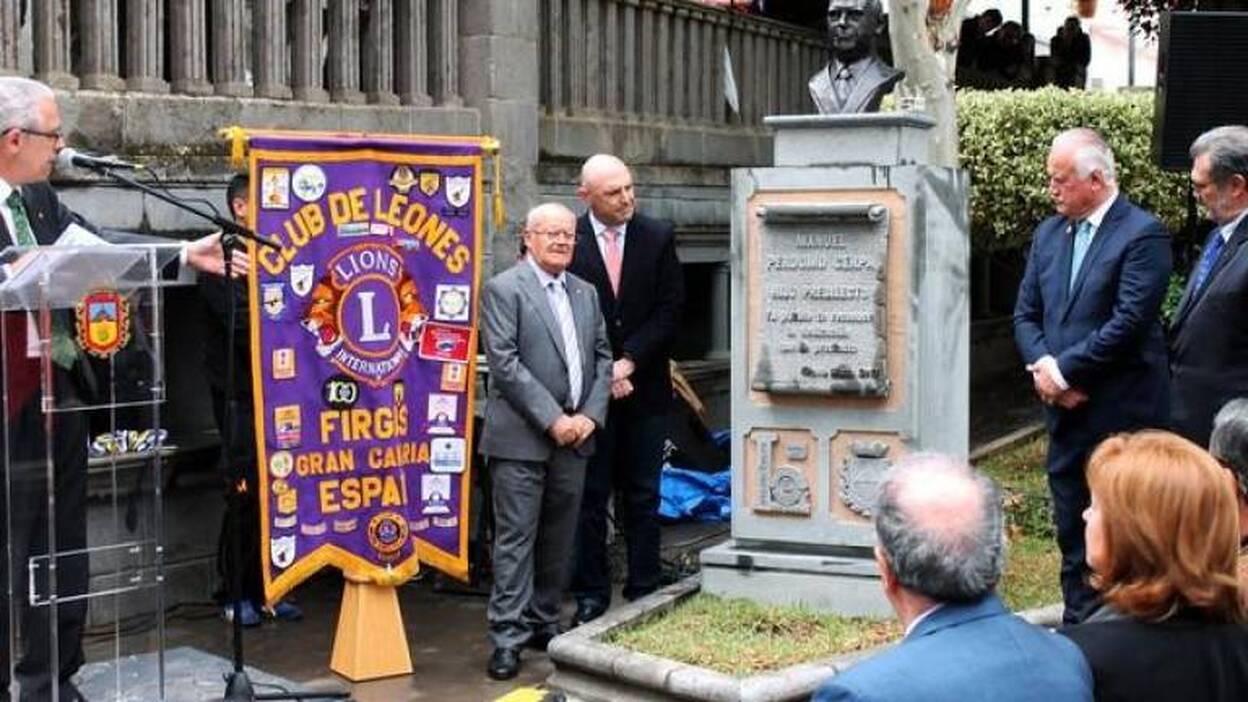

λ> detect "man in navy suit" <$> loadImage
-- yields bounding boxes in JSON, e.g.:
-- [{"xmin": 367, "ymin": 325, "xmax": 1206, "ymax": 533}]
[
  {"xmin": 1170, "ymin": 126, "xmax": 1248, "ymax": 448},
  {"xmin": 1013, "ymin": 128, "xmax": 1171, "ymax": 624},
  {"xmin": 568, "ymin": 154, "xmax": 684, "ymax": 625},
  {"xmin": 812, "ymin": 455, "xmax": 1092, "ymax": 702}
]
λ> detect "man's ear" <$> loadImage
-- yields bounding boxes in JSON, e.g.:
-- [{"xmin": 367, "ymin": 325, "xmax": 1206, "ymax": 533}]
[
  {"xmin": 1229, "ymin": 173, "xmax": 1248, "ymax": 198},
  {"xmin": 575, "ymin": 184, "xmax": 589, "ymax": 202},
  {"xmin": 0, "ymin": 127, "xmax": 21, "ymax": 151},
  {"xmin": 874, "ymin": 545, "xmax": 896, "ymax": 591}
]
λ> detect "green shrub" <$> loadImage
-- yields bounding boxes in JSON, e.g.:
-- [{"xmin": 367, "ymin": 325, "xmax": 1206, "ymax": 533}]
[{"xmin": 958, "ymin": 87, "xmax": 1189, "ymax": 252}]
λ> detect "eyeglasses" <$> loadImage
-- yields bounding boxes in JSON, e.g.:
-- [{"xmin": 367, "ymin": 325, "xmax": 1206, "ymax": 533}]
[
  {"xmin": 19, "ymin": 127, "xmax": 63, "ymax": 141},
  {"xmin": 529, "ymin": 230, "xmax": 576, "ymax": 242}
]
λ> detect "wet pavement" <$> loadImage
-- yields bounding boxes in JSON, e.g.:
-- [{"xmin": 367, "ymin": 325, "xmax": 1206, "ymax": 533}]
[
  {"xmin": 72, "ymin": 380, "xmax": 1034, "ymax": 701},
  {"xmin": 82, "ymin": 521, "xmax": 728, "ymax": 701}
]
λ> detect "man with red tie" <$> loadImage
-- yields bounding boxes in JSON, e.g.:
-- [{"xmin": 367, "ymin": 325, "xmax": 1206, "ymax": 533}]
[{"xmin": 568, "ymin": 154, "xmax": 684, "ymax": 625}]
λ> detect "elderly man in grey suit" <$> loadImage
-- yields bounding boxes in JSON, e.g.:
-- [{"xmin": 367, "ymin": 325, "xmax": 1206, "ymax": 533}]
[{"xmin": 479, "ymin": 202, "xmax": 612, "ymax": 680}]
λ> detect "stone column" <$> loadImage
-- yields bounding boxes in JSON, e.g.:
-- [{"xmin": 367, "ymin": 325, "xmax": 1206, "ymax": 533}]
[
  {"xmin": 77, "ymin": 0, "xmax": 125, "ymax": 91},
  {"xmin": 327, "ymin": 0, "xmax": 365, "ymax": 104},
  {"xmin": 709, "ymin": 261, "xmax": 731, "ymax": 359},
  {"xmin": 460, "ymin": 0, "xmax": 539, "ymax": 275},
  {"xmin": 33, "ymin": 0, "xmax": 77, "ymax": 89},
  {"xmin": 541, "ymin": 0, "xmax": 561, "ymax": 112},
  {"xmin": 362, "ymin": 0, "xmax": 399, "ymax": 105},
  {"xmin": 213, "ymin": 0, "xmax": 251, "ymax": 96},
  {"xmin": 430, "ymin": 0, "xmax": 461, "ymax": 106},
  {"xmin": 125, "ymin": 0, "xmax": 168, "ymax": 92},
  {"xmin": 671, "ymin": 8, "xmax": 687, "ymax": 120},
  {"xmin": 169, "ymin": 0, "xmax": 212, "ymax": 95},
  {"xmin": 395, "ymin": 0, "xmax": 432, "ymax": 106},
  {"xmin": 290, "ymin": 0, "xmax": 328, "ymax": 102},
  {"xmin": 253, "ymin": 0, "xmax": 292, "ymax": 99},
  {"xmin": 0, "ymin": 1, "xmax": 18, "ymax": 75}
]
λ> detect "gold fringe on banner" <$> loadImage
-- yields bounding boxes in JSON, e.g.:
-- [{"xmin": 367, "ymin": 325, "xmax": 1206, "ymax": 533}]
[
  {"xmin": 482, "ymin": 137, "xmax": 505, "ymax": 232},
  {"xmin": 219, "ymin": 125, "xmax": 249, "ymax": 169}
]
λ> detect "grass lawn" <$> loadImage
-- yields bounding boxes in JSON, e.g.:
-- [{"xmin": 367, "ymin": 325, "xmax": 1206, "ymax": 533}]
[{"xmin": 606, "ymin": 435, "xmax": 1061, "ymax": 676}]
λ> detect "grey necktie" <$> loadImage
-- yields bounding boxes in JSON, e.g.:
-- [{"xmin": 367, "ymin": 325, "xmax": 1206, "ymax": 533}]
[
  {"xmin": 833, "ymin": 66, "xmax": 853, "ymax": 103},
  {"xmin": 547, "ymin": 280, "xmax": 583, "ymax": 406}
]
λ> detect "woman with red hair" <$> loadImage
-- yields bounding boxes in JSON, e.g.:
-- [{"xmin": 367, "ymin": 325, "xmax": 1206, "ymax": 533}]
[{"xmin": 1061, "ymin": 430, "xmax": 1248, "ymax": 701}]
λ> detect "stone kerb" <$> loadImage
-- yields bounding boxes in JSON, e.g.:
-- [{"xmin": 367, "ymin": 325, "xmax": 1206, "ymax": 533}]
[{"xmin": 547, "ymin": 575, "xmax": 1062, "ymax": 702}]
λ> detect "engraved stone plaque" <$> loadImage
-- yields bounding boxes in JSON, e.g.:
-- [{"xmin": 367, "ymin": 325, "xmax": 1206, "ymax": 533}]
[{"xmin": 752, "ymin": 203, "xmax": 889, "ymax": 397}]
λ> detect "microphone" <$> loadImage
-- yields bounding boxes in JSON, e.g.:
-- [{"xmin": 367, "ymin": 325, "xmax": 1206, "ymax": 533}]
[{"xmin": 55, "ymin": 147, "xmax": 145, "ymax": 172}]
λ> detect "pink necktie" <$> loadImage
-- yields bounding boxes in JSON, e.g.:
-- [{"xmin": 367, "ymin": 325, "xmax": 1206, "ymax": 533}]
[{"xmin": 604, "ymin": 227, "xmax": 622, "ymax": 296}]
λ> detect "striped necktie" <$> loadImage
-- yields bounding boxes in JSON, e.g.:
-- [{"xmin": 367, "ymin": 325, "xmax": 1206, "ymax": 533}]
[{"xmin": 546, "ymin": 280, "xmax": 582, "ymax": 405}]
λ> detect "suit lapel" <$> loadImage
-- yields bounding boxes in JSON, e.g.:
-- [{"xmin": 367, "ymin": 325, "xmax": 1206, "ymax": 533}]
[
  {"xmin": 1062, "ymin": 196, "xmax": 1125, "ymax": 322},
  {"xmin": 844, "ymin": 61, "xmax": 883, "ymax": 113},
  {"xmin": 516, "ymin": 262, "xmax": 570, "ymax": 367},
  {"xmin": 808, "ymin": 67, "xmax": 835, "ymax": 113},
  {"xmin": 617, "ymin": 219, "xmax": 645, "ymax": 304},
  {"xmin": 1177, "ymin": 217, "xmax": 1248, "ymax": 326},
  {"xmin": 1053, "ymin": 217, "xmax": 1076, "ymax": 317},
  {"xmin": 568, "ymin": 279, "xmax": 594, "ymax": 394},
  {"xmin": 576, "ymin": 216, "xmax": 615, "ymax": 306}
]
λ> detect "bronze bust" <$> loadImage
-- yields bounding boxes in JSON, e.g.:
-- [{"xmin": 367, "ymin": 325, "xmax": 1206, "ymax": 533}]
[{"xmin": 809, "ymin": 0, "xmax": 904, "ymax": 114}]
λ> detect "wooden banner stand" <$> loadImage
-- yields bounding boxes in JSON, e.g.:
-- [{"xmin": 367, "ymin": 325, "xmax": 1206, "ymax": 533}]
[{"xmin": 330, "ymin": 581, "xmax": 413, "ymax": 681}]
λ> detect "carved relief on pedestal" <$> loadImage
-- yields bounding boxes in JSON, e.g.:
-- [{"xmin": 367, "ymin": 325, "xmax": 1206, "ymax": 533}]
[
  {"xmin": 830, "ymin": 432, "xmax": 906, "ymax": 522},
  {"xmin": 744, "ymin": 428, "xmax": 815, "ymax": 515}
]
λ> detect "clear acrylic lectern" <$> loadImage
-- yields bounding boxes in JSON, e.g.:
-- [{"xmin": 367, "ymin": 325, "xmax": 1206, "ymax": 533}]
[{"xmin": 1, "ymin": 243, "xmax": 186, "ymax": 701}]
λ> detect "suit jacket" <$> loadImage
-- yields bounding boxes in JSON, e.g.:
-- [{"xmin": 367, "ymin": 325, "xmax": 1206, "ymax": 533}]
[
  {"xmin": 569, "ymin": 212, "xmax": 683, "ymax": 410},
  {"xmin": 0, "ymin": 181, "xmax": 188, "ymax": 409},
  {"xmin": 1169, "ymin": 216, "xmax": 1248, "ymax": 447},
  {"xmin": 813, "ymin": 595, "xmax": 1092, "ymax": 702},
  {"xmin": 808, "ymin": 58, "xmax": 904, "ymax": 114},
  {"xmin": 478, "ymin": 259, "xmax": 612, "ymax": 462},
  {"xmin": 1061, "ymin": 613, "xmax": 1248, "ymax": 702},
  {"xmin": 1013, "ymin": 195, "xmax": 1172, "ymax": 472}
]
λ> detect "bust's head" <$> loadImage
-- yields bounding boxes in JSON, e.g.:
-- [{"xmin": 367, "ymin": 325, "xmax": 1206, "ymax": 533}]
[{"xmin": 826, "ymin": 0, "xmax": 884, "ymax": 65}]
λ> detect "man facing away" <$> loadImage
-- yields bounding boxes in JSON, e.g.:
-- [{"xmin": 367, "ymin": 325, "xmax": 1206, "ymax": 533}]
[
  {"xmin": 1013, "ymin": 128, "xmax": 1171, "ymax": 624},
  {"xmin": 812, "ymin": 455, "xmax": 1093, "ymax": 702},
  {"xmin": 479, "ymin": 203, "xmax": 612, "ymax": 680},
  {"xmin": 0, "ymin": 76, "xmax": 240, "ymax": 701},
  {"xmin": 1170, "ymin": 126, "xmax": 1248, "ymax": 448},
  {"xmin": 568, "ymin": 154, "xmax": 684, "ymax": 625}
]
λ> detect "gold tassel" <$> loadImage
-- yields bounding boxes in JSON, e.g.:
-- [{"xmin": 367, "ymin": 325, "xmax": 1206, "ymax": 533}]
[
  {"xmin": 482, "ymin": 137, "xmax": 505, "ymax": 231},
  {"xmin": 219, "ymin": 126, "xmax": 248, "ymax": 169}
]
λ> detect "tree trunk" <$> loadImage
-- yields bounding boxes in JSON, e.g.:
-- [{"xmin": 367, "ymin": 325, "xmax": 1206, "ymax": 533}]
[{"xmin": 888, "ymin": 0, "xmax": 971, "ymax": 167}]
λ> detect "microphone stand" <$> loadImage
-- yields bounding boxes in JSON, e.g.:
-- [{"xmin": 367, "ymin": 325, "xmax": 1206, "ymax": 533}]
[{"xmin": 93, "ymin": 166, "xmax": 351, "ymax": 701}]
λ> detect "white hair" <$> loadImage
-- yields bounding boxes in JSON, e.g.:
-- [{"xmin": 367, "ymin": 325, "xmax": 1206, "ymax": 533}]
[
  {"xmin": 0, "ymin": 77, "xmax": 55, "ymax": 133},
  {"xmin": 1053, "ymin": 128, "xmax": 1117, "ymax": 183},
  {"xmin": 524, "ymin": 202, "xmax": 576, "ymax": 230}
]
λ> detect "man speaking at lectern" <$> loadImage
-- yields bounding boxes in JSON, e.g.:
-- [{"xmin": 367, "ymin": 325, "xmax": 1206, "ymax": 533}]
[{"xmin": 0, "ymin": 76, "xmax": 241, "ymax": 701}]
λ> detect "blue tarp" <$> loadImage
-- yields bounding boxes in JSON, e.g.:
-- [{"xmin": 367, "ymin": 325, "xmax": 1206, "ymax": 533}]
[{"xmin": 659, "ymin": 431, "xmax": 732, "ymax": 523}]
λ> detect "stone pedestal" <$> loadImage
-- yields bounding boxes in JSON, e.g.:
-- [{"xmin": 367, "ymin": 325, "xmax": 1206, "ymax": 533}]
[{"xmin": 700, "ymin": 113, "xmax": 969, "ymax": 616}]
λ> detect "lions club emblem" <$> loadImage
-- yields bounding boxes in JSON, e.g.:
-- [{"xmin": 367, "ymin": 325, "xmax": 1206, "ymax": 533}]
[
  {"xmin": 299, "ymin": 242, "xmax": 427, "ymax": 386},
  {"xmin": 75, "ymin": 289, "xmax": 131, "ymax": 358},
  {"xmin": 367, "ymin": 511, "xmax": 410, "ymax": 561}
]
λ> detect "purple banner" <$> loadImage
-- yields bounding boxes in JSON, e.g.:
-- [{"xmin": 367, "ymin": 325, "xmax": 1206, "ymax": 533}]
[{"xmin": 246, "ymin": 134, "xmax": 485, "ymax": 602}]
